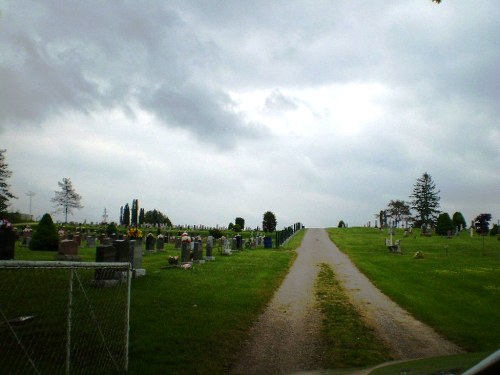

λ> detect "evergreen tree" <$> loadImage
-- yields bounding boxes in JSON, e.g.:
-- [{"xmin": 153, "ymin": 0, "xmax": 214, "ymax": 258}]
[
  {"xmin": 123, "ymin": 204, "xmax": 130, "ymax": 226},
  {"xmin": 29, "ymin": 213, "xmax": 59, "ymax": 251},
  {"xmin": 409, "ymin": 172, "xmax": 440, "ymax": 227},
  {"xmin": 262, "ymin": 211, "xmax": 277, "ymax": 233},
  {"xmin": 120, "ymin": 206, "xmax": 124, "ymax": 225},
  {"xmin": 452, "ymin": 212, "xmax": 467, "ymax": 230},
  {"xmin": 0, "ymin": 149, "xmax": 17, "ymax": 213},
  {"xmin": 143, "ymin": 209, "xmax": 172, "ymax": 226},
  {"xmin": 51, "ymin": 178, "xmax": 83, "ymax": 223},
  {"xmin": 436, "ymin": 212, "xmax": 454, "ymax": 235},
  {"xmin": 131, "ymin": 199, "xmax": 139, "ymax": 226},
  {"xmin": 139, "ymin": 208, "xmax": 145, "ymax": 225}
]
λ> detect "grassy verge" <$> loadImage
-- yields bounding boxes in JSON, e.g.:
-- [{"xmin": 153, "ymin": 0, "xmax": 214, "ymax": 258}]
[
  {"xmin": 369, "ymin": 351, "xmax": 494, "ymax": 375},
  {"xmin": 326, "ymin": 227, "xmax": 500, "ymax": 352},
  {"xmin": 9, "ymin": 231, "xmax": 300, "ymax": 374},
  {"xmin": 316, "ymin": 263, "xmax": 392, "ymax": 369}
]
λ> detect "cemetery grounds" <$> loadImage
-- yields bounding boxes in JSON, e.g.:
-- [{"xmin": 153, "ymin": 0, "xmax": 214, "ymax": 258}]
[{"xmin": 3, "ymin": 226, "xmax": 500, "ymax": 374}]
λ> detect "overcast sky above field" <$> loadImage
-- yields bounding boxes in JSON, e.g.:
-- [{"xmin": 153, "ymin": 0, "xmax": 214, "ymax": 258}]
[{"xmin": 1, "ymin": 0, "xmax": 499, "ymax": 229}]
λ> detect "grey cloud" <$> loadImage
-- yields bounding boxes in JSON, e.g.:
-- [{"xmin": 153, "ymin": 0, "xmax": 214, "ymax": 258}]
[
  {"xmin": 265, "ymin": 90, "xmax": 299, "ymax": 112},
  {"xmin": 140, "ymin": 83, "xmax": 264, "ymax": 148}
]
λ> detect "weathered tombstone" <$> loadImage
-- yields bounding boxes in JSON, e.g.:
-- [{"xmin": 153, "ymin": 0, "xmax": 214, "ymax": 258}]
[
  {"xmin": 175, "ymin": 237, "xmax": 181, "ymax": 249},
  {"xmin": 73, "ymin": 233, "xmax": 82, "ymax": 247},
  {"xmin": 0, "ymin": 229, "xmax": 16, "ymax": 260},
  {"xmin": 95, "ymin": 245, "xmax": 117, "ymax": 280},
  {"xmin": 236, "ymin": 235, "xmax": 242, "ymax": 250},
  {"xmin": 193, "ymin": 241, "xmax": 203, "ymax": 261},
  {"xmin": 156, "ymin": 235, "xmax": 165, "ymax": 252},
  {"xmin": 146, "ymin": 233, "xmax": 156, "ymax": 252},
  {"xmin": 231, "ymin": 238, "xmax": 237, "ymax": 251},
  {"xmin": 21, "ymin": 227, "xmax": 33, "ymax": 246},
  {"xmin": 101, "ymin": 237, "xmax": 113, "ymax": 246},
  {"xmin": 113, "ymin": 240, "xmax": 129, "ymax": 262},
  {"xmin": 86, "ymin": 236, "xmax": 96, "ymax": 247},
  {"xmin": 205, "ymin": 235, "xmax": 214, "ymax": 259},
  {"xmin": 128, "ymin": 240, "xmax": 144, "ymax": 271},
  {"xmin": 181, "ymin": 242, "xmax": 191, "ymax": 262},
  {"xmin": 96, "ymin": 245, "xmax": 116, "ymax": 262},
  {"xmin": 57, "ymin": 239, "xmax": 81, "ymax": 261}
]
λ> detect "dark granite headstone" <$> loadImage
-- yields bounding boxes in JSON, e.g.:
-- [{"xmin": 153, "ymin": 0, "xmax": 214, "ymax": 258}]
[{"xmin": 0, "ymin": 230, "xmax": 16, "ymax": 260}]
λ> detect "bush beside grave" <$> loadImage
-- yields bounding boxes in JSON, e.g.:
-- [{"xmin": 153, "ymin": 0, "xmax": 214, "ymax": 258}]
[{"xmin": 29, "ymin": 213, "xmax": 59, "ymax": 251}]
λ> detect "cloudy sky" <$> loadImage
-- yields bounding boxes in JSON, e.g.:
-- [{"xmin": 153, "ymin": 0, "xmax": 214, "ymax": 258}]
[{"xmin": 1, "ymin": 0, "xmax": 499, "ymax": 229}]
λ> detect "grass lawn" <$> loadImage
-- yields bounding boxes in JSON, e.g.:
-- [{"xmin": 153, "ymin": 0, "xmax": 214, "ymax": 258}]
[
  {"xmin": 7, "ymin": 231, "xmax": 302, "ymax": 374},
  {"xmin": 327, "ymin": 227, "xmax": 500, "ymax": 353}
]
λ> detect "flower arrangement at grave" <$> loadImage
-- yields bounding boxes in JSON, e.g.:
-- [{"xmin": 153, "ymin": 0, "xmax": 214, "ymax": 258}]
[
  {"xmin": 413, "ymin": 251, "xmax": 425, "ymax": 259},
  {"xmin": 127, "ymin": 227, "xmax": 143, "ymax": 239},
  {"xmin": 0, "ymin": 219, "xmax": 14, "ymax": 233},
  {"xmin": 181, "ymin": 232, "xmax": 191, "ymax": 243}
]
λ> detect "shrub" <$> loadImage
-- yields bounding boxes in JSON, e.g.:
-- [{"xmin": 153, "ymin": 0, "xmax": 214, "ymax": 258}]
[
  {"xmin": 435, "ymin": 212, "xmax": 454, "ymax": 235},
  {"xmin": 106, "ymin": 222, "xmax": 118, "ymax": 236},
  {"xmin": 29, "ymin": 213, "xmax": 59, "ymax": 251},
  {"xmin": 209, "ymin": 228, "xmax": 224, "ymax": 239},
  {"xmin": 490, "ymin": 224, "xmax": 500, "ymax": 236}
]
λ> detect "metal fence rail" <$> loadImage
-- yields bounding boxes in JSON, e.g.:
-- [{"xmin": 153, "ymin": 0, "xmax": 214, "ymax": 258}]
[{"xmin": 0, "ymin": 261, "xmax": 131, "ymax": 375}]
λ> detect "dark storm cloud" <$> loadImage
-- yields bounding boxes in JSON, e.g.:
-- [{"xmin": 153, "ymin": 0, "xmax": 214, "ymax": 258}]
[{"xmin": 0, "ymin": 0, "xmax": 262, "ymax": 147}]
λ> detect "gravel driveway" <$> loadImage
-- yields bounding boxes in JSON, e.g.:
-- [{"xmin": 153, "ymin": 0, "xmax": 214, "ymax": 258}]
[{"xmin": 231, "ymin": 228, "xmax": 463, "ymax": 375}]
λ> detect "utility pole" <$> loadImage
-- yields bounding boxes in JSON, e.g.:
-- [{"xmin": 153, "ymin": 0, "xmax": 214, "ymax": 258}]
[
  {"xmin": 26, "ymin": 191, "xmax": 35, "ymax": 219},
  {"xmin": 102, "ymin": 208, "xmax": 108, "ymax": 224}
]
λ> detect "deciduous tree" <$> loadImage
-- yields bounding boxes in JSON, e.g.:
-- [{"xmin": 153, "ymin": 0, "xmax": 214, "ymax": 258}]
[
  {"xmin": 262, "ymin": 211, "xmax": 277, "ymax": 233},
  {"xmin": 474, "ymin": 213, "xmax": 491, "ymax": 236},
  {"xmin": 386, "ymin": 200, "xmax": 411, "ymax": 227},
  {"xmin": 51, "ymin": 178, "xmax": 83, "ymax": 223}
]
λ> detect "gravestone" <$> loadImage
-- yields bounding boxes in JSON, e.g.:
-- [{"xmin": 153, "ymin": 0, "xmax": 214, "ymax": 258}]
[
  {"xmin": 175, "ymin": 237, "xmax": 181, "ymax": 249},
  {"xmin": 95, "ymin": 245, "xmax": 118, "ymax": 280},
  {"xmin": 231, "ymin": 238, "xmax": 237, "ymax": 251},
  {"xmin": 181, "ymin": 242, "xmax": 191, "ymax": 262},
  {"xmin": 101, "ymin": 237, "xmax": 113, "ymax": 246},
  {"xmin": 193, "ymin": 241, "xmax": 202, "ymax": 261},
  {"xmin": 236, "ymin": 235, "xmax": 242, "ymax": 250},
  {"xmin": 156, "ymin": 235, "xmax": 165, "ymax": 252},
  {"xmin": 0, "ymin": 230, "xmax": 16, "ymax": 260},
  {"xmin": 86, "ymin": 236, "xmax": 96, "ymax": 247},
  {"xmin": 145, "ymin": 234, "xmax": 156, "ymax": 252},
  {"xmin": 21, "ymin": 227, "xmax": 33, "ymax": 247},
  {"xmin": 57, "ymin": 239, "xmax": 81, "ymax": 261},
  {"xmin": 113, "ymin": 240, "xmax": 129, "ymax": 262},
  {"xmin": 206, "ymin": 236, "xmax": 213, "ymax": 258},
  {"xmin": 73, "ymin": 233, "xmax": 82, "ymax": 247},
  {"xmin": 128, "ymin": 240, "xmax": 143, "ymax": 268}
]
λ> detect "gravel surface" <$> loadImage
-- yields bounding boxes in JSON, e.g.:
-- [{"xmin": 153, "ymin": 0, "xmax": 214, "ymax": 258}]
[{"xmin": 231, "ymin": 228, "xmax": 464, "ymax": 375}]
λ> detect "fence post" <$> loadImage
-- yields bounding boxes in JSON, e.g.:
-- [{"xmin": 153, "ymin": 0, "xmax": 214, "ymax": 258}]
[
  {"xmin": 66, "ymin": 268, "xmax": 74, "ymax": 375},
  {"xmin": 124, "ymin": 266, "xmax": 132, "ymax": 371}
]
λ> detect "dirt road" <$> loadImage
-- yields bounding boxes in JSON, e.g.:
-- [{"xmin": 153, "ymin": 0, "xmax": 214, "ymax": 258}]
[{"xmin": 231, "ymin": 228, "xmax": 463, "ymax": 375}]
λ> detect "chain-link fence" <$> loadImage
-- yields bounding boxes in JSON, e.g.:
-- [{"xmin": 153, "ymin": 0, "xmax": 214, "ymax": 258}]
[{"xmin": 0, "ymin": 261, "xmax": 131, "ymax": 375}]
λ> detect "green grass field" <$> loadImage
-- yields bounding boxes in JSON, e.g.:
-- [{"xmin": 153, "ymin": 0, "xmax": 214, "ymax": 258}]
[
  {"xmin": 4, "ymin": 227, "xmax": 499, "ymax": 374},
  {"xmin": 327, "ymin": 227, "xmax": 500, "ymax": 352}
]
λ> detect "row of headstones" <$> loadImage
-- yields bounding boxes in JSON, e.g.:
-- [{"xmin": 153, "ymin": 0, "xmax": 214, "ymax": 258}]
[
  {"xmin": 94, "ymin": 239, "xmax": 145, "ymax": 281},
  {"xmin": 173, "ymin": 235, "xmax": 268, "ymax": 251}
]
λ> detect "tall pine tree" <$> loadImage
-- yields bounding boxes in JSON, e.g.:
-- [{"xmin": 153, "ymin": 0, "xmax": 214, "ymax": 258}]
[
  {"xmin": 409, "ymin": 172, "xmax": 440, "ymax": 228},
  {"xmin": 0, "ymin": 149, "xmax": 17, "ymax": 213}
]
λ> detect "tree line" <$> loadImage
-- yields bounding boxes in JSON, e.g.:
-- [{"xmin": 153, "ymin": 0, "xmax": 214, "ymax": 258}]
[{"xmin": 379, "ymin": 172, "xmax": 496, "ymax": 236}]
